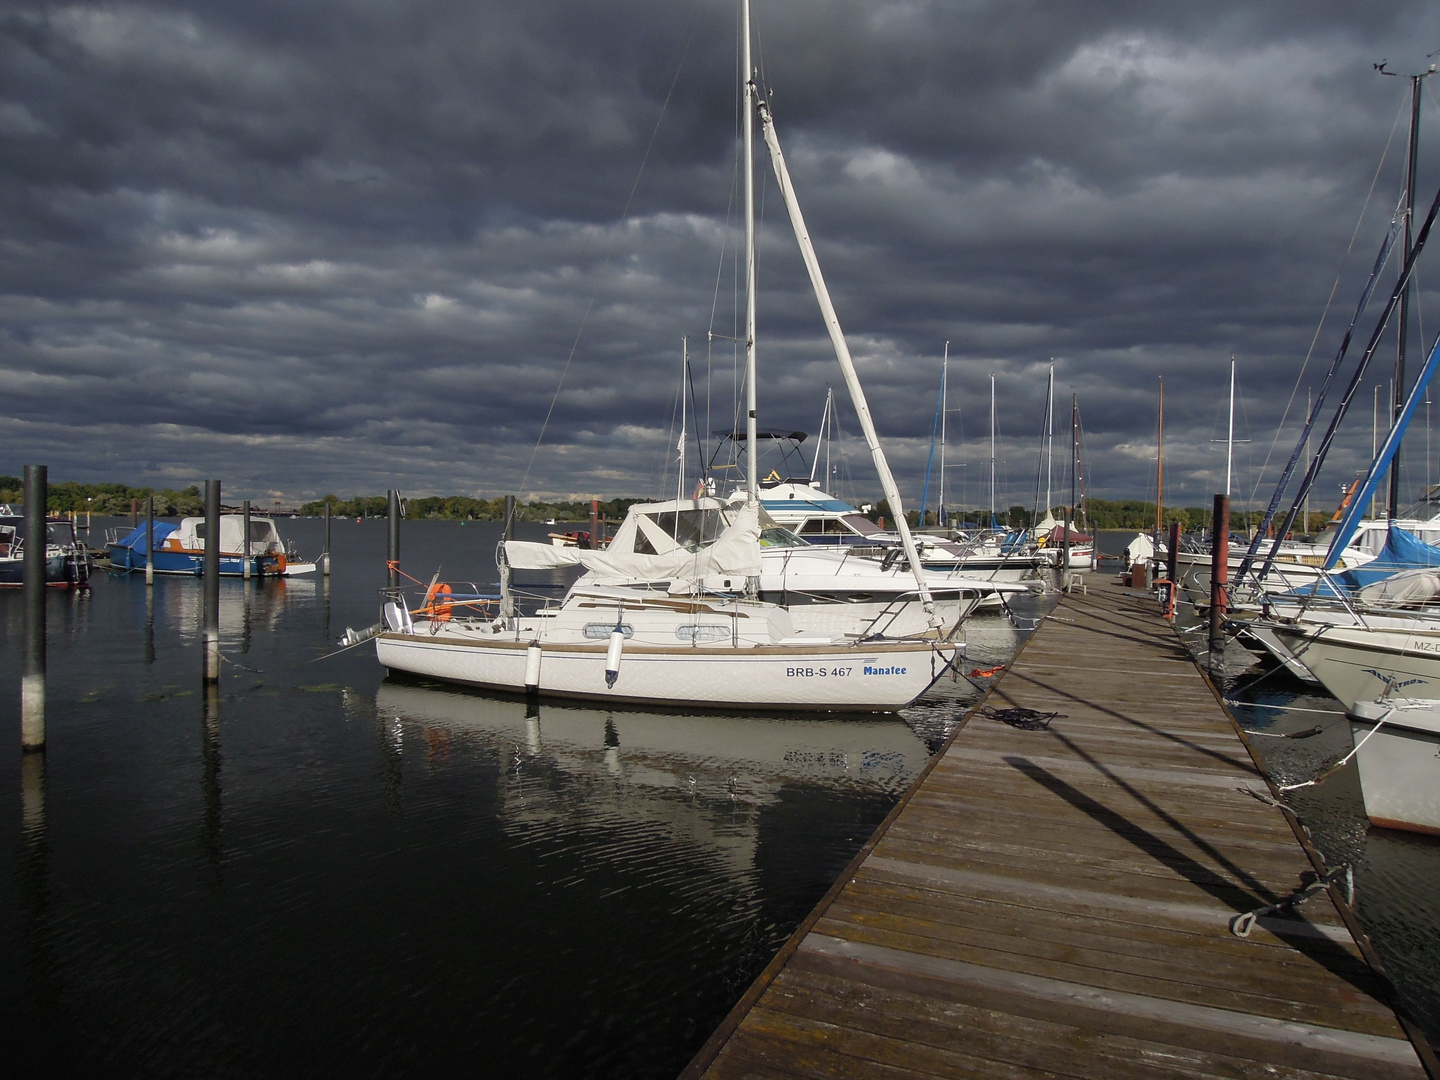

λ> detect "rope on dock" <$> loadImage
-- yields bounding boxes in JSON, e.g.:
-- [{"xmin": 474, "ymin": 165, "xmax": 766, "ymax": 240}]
[
  {"xmin": 1230, "ymin": 864, "xmax": 1354, "ymax": 938},
  {"xmin": 978, "ymin": 705, "xmax": 1065, "ymax": 731}
]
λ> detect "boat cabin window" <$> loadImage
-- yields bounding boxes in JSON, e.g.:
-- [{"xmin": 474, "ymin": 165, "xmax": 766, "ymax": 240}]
[
  {"xmin": 675, "ymin": 624, "xmax": 729, "ymax": 642},
  {"xmin": 583, "ymin": 623, "xmax": 633, "ymax": 639},
  {"xmin": 840, "ymin": 513, "xmax": 882, "ymax": 536},
  {"xmin": 45, "ymin": 522, "xmax": 77, "ymax": 545},
  {"xmin": 633, "ymin": 508, "xmax": 727, "ymax": 555},
  {"xmin": 249, "ymin": 522, "xmax": 275, "ymax": 542},
  {"xmin": 759, "ymin": 527, "xmax": 807, "ymax": 548}
]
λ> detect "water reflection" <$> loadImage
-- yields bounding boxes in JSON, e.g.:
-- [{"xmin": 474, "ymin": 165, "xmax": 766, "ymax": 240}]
[
  {"xmin": 200, "ymin": 688, "xmax": 223, "ymax": 887},
  {"xmin": 378, "ymin": 680, "xmax": 931, "ymax": 877}
]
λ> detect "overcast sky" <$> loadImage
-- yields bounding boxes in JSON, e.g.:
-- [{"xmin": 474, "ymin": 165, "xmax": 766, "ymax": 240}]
[{"xmin": 4, "ymin": 1, "xmax": 1440, "ymax": 513}]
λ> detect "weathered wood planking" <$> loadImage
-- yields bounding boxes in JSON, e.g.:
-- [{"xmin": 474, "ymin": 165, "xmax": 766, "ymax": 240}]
[{"xmin": 683, "ymin": 581, "xmax": 1435, "ymax": 1080}]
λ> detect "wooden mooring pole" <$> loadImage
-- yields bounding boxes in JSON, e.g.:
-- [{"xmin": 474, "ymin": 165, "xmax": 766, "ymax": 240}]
[
  {"xmin": 203, "ymin": 480, "xmax": 221, "ymax": 685},
  {"xmin": 22, "ymin": 464, "xmax": 47, "ymax": 752},
  {"xmin": 1208, "ymin": 493, "xmax": 1229, "ymax": 663},
  {"xmin": 386, "ymin": 490, "xmax": 400, "ymax": 589}
]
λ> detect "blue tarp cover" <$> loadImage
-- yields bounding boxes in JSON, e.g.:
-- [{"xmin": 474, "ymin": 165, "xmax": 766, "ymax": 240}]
[
  {"xmin": 114, "ymin": 521, "xmax": 178, "ymax": 554},
  {"xmin": 1293, "ymin": 525, "xmax": 1440, "ymax": 597}
]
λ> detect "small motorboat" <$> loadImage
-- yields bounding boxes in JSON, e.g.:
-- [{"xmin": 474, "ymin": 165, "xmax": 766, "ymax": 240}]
[
  {"xmin": 0, "ymin": 518, "xmax": 92, "ymax": 588},
  {"xmin": 104, "ymin": 514, "xmax": 315, "ymax": 576}
]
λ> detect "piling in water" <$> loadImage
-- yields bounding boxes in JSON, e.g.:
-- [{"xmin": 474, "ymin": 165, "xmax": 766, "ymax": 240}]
[
  {"xmin": 242, "ymin": 499, "xmax": 251, "ymax": 581},
  {"xmin": 22, "ymin": 464, "xmax": 46, "ymax": 751},
  {"xmin": 501, "ymin": 495, "xmax": 516, "ymax": 621},
  {"xmin": 1208, "ymin": 494, "xmax": 1229, "ymax": 661},
  {"xmin": 145, "ymin": 494, "xmax": 155, "ymax": 587},
  {"xmin": 323, "ymin": 501, "xmax": 331, "ymax": 577},
  {"xmin": 204, "ymin": 480, "xmax": 221, "ymax": 684},
  {"xmin": 387, "ymin": 490, "xmax": 400, "ymax": 589}
]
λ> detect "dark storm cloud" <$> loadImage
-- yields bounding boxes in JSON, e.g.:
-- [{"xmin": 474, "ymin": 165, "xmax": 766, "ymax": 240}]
[{"xmin": 2, "ymin": 0, "xmax": 1439, "ymax": 512}]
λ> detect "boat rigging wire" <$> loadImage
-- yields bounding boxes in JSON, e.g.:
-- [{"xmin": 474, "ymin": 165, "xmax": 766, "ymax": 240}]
[
  {"xmin": 1242, "ymin": 95, "xmax": 1407, "ymax": 514},
  {"xmin": 519, "ymin": 14, "xmax": 702, "ymax": 494}
]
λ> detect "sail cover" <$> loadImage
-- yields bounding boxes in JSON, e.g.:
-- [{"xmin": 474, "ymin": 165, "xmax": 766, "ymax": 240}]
[{"xmin": 504, "ymin": 500, "xmax": 763, "ymax": 578}]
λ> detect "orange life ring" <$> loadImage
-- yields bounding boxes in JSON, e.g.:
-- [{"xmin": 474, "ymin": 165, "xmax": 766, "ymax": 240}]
[{"xmin": 423, "ymin": 581, "xmax": 453, "ymax": 621}]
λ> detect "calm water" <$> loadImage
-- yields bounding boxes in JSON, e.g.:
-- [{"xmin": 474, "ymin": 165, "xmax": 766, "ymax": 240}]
[
  {"xmin": 1094, "ymin": 529, "xmax": 1440, "ymax": 1048},
  {"xmin": 0, "ymin": 517, "xmax": 1029, "ymax": 1079}
]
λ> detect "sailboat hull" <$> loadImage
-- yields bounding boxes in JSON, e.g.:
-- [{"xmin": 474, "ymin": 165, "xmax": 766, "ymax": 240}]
[{"xmin": 377, "ymin": 630, "xmax": 951, "ymax": 711}]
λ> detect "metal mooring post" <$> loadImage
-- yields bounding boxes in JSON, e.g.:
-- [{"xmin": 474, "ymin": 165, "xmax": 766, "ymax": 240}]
[
  {"xmin": 22, "ymin": 464, "xmax": 47, "ymax": 751},
  {"xmin": 204, "ymin": 480, "xmax": 221, "ymax": 685},
  {"xmin": 145, "ymin": 494, "xmax": 155, "ymax": 586},
  {"xmin": 1208, "ymin": 494, "xmax": 1229, "ymax": 664},
  {"xmin": 501, "ymin": 495, "xmax": 517, "ymax": 620},
  {"xmin": 242, "ymin": 499, "xmax": 252, "ymax": 581},
  {"xmin": 323, "ymin": 501, "xmax": 331, "ymax": 577},
  {"xmin": 387, "ymin": 490, "xmax": 401, "ymax": 589},
  {"xmin": 1166, "ymin": 521, "xmax": 1181, "ymax": 617}
]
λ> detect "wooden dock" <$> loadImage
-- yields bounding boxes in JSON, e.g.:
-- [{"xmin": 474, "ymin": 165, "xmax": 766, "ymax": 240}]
[{"xmin": 682, "ymin": 581, "xmax": 1437, "ymax": 1080}]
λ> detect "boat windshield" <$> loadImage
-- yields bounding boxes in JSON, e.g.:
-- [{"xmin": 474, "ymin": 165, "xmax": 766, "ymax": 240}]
[
  {"xmin": 632, "ymin": 507, "xmax": 729, "ymax": 554},
  {"xmin": 759, "ymin": 526, "xmax": 808, "ymax": 548}
]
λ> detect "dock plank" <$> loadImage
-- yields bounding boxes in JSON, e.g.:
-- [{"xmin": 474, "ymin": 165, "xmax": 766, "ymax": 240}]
[{"xmin": 683, "ymin": 581, "xmax": 1434, "ymax": 1079}]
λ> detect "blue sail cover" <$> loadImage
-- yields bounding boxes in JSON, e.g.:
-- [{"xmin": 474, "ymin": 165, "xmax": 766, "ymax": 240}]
[
  {"xmin": 1295, "ymin": 525, "xmax": 1440, "ymax": 597},
  {"xmin": 113, "ymin": 521, "xmax": 178, "ymax": 554}
]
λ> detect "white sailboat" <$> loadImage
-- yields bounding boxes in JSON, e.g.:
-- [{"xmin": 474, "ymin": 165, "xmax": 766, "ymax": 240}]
[{"xmin": 374, "ymin": 0, "xmax": 960, "ymax": 710}]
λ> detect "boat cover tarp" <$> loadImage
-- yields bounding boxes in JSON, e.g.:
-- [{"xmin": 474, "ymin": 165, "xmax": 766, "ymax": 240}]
[
  {"xmin": 1294, "ymin": 525, "xmax": 1440, "ymax": 600},
  {"xmin": 504, "ymin": 500, "xmax": 763, "ymax": 578},
  {"xmin": 1040, "ymin": 524, "xmax": 1092, "ymax": 545},
  {"xmin": 113, "ymin": 521, "xmax": 179, "ymax": 554}
]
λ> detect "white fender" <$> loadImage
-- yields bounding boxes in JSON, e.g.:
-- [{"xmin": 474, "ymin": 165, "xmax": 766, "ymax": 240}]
[
  {"xmin": 524, "ymin": 643, "xmax": 542, "ymax": 693},
  {"xmin": 605, "ymin": 628, "xmax": 625, "ymax": 688}
]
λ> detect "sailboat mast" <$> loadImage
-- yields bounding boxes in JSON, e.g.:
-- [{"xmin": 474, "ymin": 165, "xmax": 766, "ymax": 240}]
[
  {"xmin": 940, "ymin": 342, "xmax": 948, "ymax": 526},
  {"xmin": 1226, "ymin": 355, "xmax": 1235, "ymax": 498},
  {"xmin": 742, "ymin": 0, "xmax": 759, "ymax": 503},
  {"xmin": 1156, "ymin": 377, "xmax": 1164, "ymax": 536},
  {"xmin": 1304, "ymin": 388, "xmax": 1312, "ymax": 533},
  {"xmin": 1391, "ymin": 72, "xmax": 1424, "ymax": 518},
  {"xmin": 753, "ymin": 92, "xmax": 938, "ymax": 618},
  {"xmin": 989, "ymin": 372, "xmax": 997, "ymax": 527},
  {"xmin": 677, "ymin": 336, "xmax": 688, "ymax": 505},
  {"xmin": 1045, "ymin": 361, "xmax": 1055, "ymax": 518},
  {"xmin": 1071, "ymin": 394, "xmax": 1079, "ymax": 519}
]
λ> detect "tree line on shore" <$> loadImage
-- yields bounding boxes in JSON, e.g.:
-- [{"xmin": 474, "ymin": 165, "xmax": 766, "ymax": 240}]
[{"xmin": 2, "ymin": 475, "xmax": 1329, "ymax": 533}]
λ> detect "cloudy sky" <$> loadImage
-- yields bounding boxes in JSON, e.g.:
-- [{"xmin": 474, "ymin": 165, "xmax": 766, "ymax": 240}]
[{"xmin": 4, "ymin": 0, "xmax": 1440, "ymax": 514}]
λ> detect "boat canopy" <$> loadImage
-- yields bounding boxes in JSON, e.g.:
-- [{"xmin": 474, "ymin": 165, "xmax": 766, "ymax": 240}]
[
  {"xmin": 1293, "ymin": 525, "xmax": 1440, "ymax": 601},
  {"xmin": 505, "ymin": 499, "xmax": 763, "ymax": 578},
  {"xmin": 113, "ymin": 521, "xmax": 179, "ymax": 554}
]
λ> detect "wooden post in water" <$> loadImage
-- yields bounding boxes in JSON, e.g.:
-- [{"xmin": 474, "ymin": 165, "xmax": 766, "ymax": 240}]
[
  {"xmin": 22, "ymin": 465, "xmax": 47, "ymax": 751},
  {"xmin": 322, "ymin": 501, "xmax": 331, "ymax": 577},
  {"xmin": 1208, "ymin": 494, "xmax": 1229, "ymax": 662},
  {"xmin": 501, "ymin": 495, "xmax": 516, "ymax": 621},
  {"xmin": 387, "ymin": 490, "xmax": 400, "ymax": 589},
  {"xmin": 203, "ymin": 480, "xmax": 221, "ymax": 685},
  {"xmin": 145, "ymin": 495, "xmax": 155, "ymax": 586},
  {"xmin": 242, "ymin": 499, "xmax": 251, "ymax": 581}
]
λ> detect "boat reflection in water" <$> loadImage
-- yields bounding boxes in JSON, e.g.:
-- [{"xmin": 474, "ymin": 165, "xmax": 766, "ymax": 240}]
[{"xmin": 376, "ymin": 678, "xmax": 932, "ymax": 859}]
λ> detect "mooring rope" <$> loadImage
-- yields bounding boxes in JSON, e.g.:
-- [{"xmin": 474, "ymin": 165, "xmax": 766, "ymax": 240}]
[{"xmin": 1230, "ymin": 865, "xmax": 1354, "ymax": 938}]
